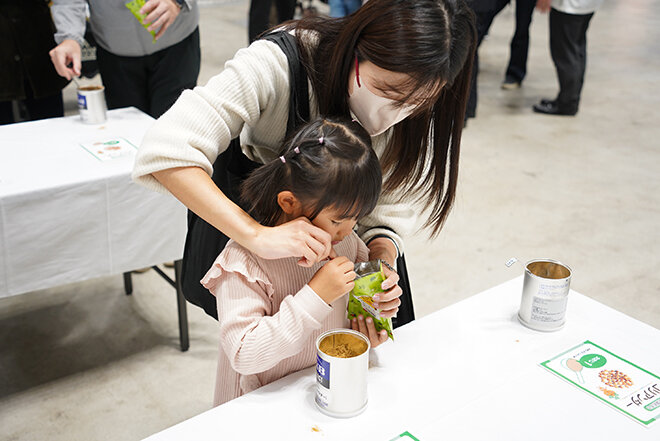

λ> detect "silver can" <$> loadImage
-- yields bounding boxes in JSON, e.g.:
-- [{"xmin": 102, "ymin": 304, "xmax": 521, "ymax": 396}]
[
  {"xmin": 315, "ymin": 329, "xmax": 370, "ymax": 418},
  {"xmin": 518, "ymin": 259, "xmax": 572, "ymax": 331},
  {"xmin": 77, "ymin": 86, "xmax": 107, "ymax": 124}
]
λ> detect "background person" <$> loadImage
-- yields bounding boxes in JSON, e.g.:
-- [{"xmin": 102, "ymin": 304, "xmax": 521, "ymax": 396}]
[
  {"xmin": 248, "ymin": 0, "xmax": 297, "ymax": 43},
  {"xmin": 466, "ymin": 0, "xmax": 536, "ymax": 120},
  {"xmin": 328, "ymin": 0, "xmax": 363, "ymax": 18},
  {"xmin": 0, "ymin": 0, "xmax": 69, "ymax": 124},
  {"xmin": 533, "ymin": 0, "xmax": 603, "ymax": 115},
  {"xmin": 49, "ymin": 0, "xmax": 200, "ymax": 119}
]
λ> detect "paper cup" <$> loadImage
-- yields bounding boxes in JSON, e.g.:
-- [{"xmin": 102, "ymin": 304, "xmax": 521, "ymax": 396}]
[{"xmin": 77, "ymin": 85, "xmax": 107, "ymax": 124}]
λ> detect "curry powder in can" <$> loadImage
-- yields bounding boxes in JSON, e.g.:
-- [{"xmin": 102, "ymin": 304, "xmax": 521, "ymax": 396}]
[
  {"xmin": 518, "ymin": 259, "xmax": 572, "ymax": 331},
  {"xmin": 315, "ymin": 329, "xmax": 370, "ymax": 418}
]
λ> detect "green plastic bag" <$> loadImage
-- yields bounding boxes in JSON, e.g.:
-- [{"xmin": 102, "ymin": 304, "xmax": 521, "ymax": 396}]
[
  {"xmin": 347, "ymin": 260, "xmax": 394, "ymax": 340},
  {"xmin": 125, "ymin": 0, "xmax": 157, "ymax": 43}
]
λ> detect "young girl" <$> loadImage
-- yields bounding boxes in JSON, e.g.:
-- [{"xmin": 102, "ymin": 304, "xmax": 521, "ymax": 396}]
[{"xmin": 201, "ymin": 117, "xmax": 391, "ymax": 406}]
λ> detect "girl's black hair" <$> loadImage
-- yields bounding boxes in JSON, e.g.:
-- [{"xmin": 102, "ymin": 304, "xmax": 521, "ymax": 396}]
[
  {"xmin": 241, "ymin": 117, "xmax": 381, "ymax": 227},
  {"xmin": 283, "ymin": 0, "xmax": 477, "ymax": 237}
]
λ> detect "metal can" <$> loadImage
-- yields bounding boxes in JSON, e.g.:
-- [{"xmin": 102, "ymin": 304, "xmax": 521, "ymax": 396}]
[
  {"xmin": 77, "ymin": 86, "xmax": 107, "ymax": 124},
  {"xmin": 518, "ymin": 259, "xmax": 572, "ymax": 331},
  {"xmin": 315, "ymin": 329, "xmax": 370, "ymax": 418}
]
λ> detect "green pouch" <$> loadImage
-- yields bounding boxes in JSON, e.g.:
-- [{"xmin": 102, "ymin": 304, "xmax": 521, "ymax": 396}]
[
  {"xmin": 347, "ymin": 260, "xmax": 394, "ymax": 340},
  {"xmin": 125, "ymin": 0, "xmax": 157, "ymax": 43}
]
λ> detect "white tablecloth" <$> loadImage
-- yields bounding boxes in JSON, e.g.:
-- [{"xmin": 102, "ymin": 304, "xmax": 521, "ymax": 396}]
[
  {"xmin": 144, "ymin": 277, "xmax": 660, "ymax": 440},
  {"xmin": 0, "ymin": 108, "xmax": 186, "ymax": 298}
]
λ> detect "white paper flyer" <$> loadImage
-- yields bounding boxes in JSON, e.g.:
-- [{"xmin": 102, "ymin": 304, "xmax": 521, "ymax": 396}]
[
  {"xmin": 80, "ymin": 137, "xmax": 137, "ymax": 161},
  {"xmin": 541, "ymin": 340, "xmax": 659, "ymax": 427}
]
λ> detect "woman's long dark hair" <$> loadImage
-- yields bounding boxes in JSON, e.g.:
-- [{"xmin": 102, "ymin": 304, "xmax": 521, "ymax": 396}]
[
  {"xmin": 285, "ymin": 0, "xmax": 477, "ymax": 236},
  {"xmin": 241, "ymin": 117, "xmax": 381, "ymax": 227}
]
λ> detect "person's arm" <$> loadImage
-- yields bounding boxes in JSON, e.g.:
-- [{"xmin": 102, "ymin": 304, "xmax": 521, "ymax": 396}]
[
  {"xmin": 153, "ymin": 166, "xmax": 332, "ymax": 265},
  {"xmin": 134, "ymin": 40, "xmax": 333, "ymax": 264},
  {"xmin": 356, "ymin": 191, "xmax": 412, "ymax": 317},
  {"xmin": 49, "ymin": 0, "xmax": 87, "ymax": 79}
]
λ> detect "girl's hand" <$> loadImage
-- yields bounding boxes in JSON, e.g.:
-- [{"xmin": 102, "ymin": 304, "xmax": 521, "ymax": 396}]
[
  {"xmin": 308, "ymin": 256, "xmax": 355, "ymax": 305},
  {"xmin": 253, "ymin": 217, "xmax": 335, "ymax": 267},
  {"xmin": 351, "ymin": 315, "xmax": 389, "ymax": 348},
  {"xmin": 373, "ymin": 262, "xmax": 402, "ymax": 319}
]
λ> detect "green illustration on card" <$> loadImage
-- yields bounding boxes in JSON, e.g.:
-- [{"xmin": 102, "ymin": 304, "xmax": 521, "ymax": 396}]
[{"xmin": 580, "ymin": 353, "xmax": 607, "ymax": 368}]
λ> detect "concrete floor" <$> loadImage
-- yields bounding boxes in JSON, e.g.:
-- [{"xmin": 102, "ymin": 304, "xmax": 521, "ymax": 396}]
[{"xmin": 1, "ymin": 1, "xmax": 658, "ymax": 440}]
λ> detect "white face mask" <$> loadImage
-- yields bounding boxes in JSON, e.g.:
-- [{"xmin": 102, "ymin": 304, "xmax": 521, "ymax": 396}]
[{"xmin": 348, "ymin": 60, "xmax": 416, "ymax": 136}]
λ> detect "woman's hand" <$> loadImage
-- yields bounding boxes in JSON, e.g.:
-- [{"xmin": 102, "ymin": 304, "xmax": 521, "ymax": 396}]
[
  {"xmin": 253, "ymin": 217, "xmax": 335, "ymax": 267},
  {"xmin": 374, "ymin": 263, "xmax": 402, "ymax": 319},
  {"xmin": 367, "ymin": 238, "xmax": 402, "ymax": 319},
  {"xmin": 351, "ymin": 315, "xmax": 389, "ymax": 348},
  {"xmin": 308, "ymin": 256, "xmax": 356, "ymax": 305}
]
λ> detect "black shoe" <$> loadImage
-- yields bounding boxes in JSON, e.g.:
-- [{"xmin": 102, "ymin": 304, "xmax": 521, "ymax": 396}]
[
  {"xmin": 533, "ymin": 100, "xmax": 577, "ymax": 116},
  {"xmin": 540, "ymin": 98, "xmax": 556, "ymax": 106}
]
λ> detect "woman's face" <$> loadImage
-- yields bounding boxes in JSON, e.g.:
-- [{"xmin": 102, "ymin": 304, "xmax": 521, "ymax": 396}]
[
  {"xmin": 347, "ymin": 60, "xmax": 420, "ymax": 136},
  {"xmin": 347, "ymin": 61, "xmax": 414, "ymax": 101}
]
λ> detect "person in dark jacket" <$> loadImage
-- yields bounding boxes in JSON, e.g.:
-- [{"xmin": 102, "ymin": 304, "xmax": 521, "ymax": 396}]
[{"xmin": 0, "ymin": 0, "xmax": 69, "ymax": 124}]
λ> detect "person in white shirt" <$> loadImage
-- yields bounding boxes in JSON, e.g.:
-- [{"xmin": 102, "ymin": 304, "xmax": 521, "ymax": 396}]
[{"xmin": 533, "ymin": 0, "xmax": 603, "ymax": 115}]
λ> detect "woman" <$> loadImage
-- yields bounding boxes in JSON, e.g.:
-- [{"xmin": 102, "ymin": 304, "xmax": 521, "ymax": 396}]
[{"xmin": 133, "ymin": 0, "xmax": 477, "ymax": 319}]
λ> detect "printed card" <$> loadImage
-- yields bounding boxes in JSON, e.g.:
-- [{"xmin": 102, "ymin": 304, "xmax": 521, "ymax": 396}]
[
  {"xmin": 541, "ymin": 341, "xmax": 660, "ymax": 427},
  {"xmin": 80, "ymin": 137, "xmax": 138, "ymax": 161}
]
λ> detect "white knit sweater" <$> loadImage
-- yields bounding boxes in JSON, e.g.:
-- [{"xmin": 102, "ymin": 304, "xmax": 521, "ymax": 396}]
[
  {"xmin": 202, "ymin": 232, "xmax": 370, "ymax": 406},
  {"xmin": 132, "ymin": 39, "xmax": 416, "ymax": 251}
]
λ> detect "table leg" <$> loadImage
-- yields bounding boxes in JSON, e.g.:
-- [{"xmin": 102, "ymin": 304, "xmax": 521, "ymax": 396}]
[
  {"xmin": 123, "ymin": 272, "xmax": 133, "ymax": 295},
  {"xmin": 173, "ymin": 260, "xmax": 189, "ymax": 352},
  {"xmin": 151, "ymin": 262, "xmax": 189, "ymax": 351}
]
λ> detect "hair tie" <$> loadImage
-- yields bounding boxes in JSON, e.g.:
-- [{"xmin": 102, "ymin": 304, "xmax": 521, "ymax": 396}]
[
  {"xmin": 293, "ymin": 146, "xmax": 300, "ymax": 154},
  {"xmin": 318, "ymin": 136, "xmax": 324, "ymax": 145},
  {"xmin": 279, "ymin": 156, "xmax": 286, "ymax": 163}
]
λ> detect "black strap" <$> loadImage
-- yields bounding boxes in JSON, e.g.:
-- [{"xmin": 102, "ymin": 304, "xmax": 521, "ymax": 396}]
[{"xmin": 263, "ymin": 31, "xmax": 310, "ymax": 138}]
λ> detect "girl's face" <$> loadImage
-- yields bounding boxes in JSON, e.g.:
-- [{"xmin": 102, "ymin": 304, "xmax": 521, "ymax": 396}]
[{"xmin": 309, "ymin": 206, "xmax": 358, "ymax": 246}]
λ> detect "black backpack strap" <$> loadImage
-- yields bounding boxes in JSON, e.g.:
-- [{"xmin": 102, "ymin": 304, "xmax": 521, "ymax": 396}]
[{"xmin": 262, "ymin": 31, "xmax": 310, "ymax": 137}]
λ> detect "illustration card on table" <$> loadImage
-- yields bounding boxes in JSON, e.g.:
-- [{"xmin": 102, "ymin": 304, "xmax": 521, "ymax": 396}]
[{"xmin": 541, "ymin": 340, "xmax": 659, "ymax": 427}]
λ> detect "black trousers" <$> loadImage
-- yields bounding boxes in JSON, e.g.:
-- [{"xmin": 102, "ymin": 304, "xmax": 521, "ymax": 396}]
[
  {"xmin": 506, "ymin": 0, "xmax": 536, "ymax": 82},
  {"xmin": 95, "ymin": 28, "xmax": 200, "ymax": 119},
  {"xmin": 466, "ymin": 0, "xmax": 534, "ymax": 118},
  {"xmin": 248, "ymin": 0, "xmax": 297, "ymax": 43},
  {"xmin": 550, "ymin": 8, "xmax": 594, "ymax": 113}
]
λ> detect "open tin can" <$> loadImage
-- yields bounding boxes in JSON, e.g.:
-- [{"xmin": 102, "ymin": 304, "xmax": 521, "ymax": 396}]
[
  {"xmin": 315, "ymin": 329, "xmax": 370, "ymax": 418},
  {"xmin": 518, "ymin": 259, "xmax": 572, "ymax": 331}
]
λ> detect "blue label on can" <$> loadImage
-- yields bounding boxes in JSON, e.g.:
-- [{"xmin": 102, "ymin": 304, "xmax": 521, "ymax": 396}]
[
  {"xmin": 77, "ymin": 93, "xmax": 87, "ymax": 110},
  {"xmin": 316, "ymin": 354, "xmax": 330, "ymax": 388}
]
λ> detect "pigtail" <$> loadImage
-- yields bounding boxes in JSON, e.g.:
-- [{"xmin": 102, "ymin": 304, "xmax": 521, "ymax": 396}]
[{"xmin": 240, "ymin": 159, "xmax": 290, "ymax": 227}]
